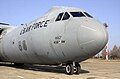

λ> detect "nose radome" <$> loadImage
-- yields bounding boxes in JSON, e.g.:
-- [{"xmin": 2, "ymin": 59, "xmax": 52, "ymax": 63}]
[
  {"xmin": 94, "ymin": 27, "xmax": 108, "ymax": 48},
  {"xmin": 78, "ymin": 24, "xmax": 108, "ymax": 54}
]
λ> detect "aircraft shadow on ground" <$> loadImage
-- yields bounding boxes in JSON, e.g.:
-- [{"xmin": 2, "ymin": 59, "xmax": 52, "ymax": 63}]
[{"xmin": 0, "ymin": 63, "xmax": 89, "ymax": 74}]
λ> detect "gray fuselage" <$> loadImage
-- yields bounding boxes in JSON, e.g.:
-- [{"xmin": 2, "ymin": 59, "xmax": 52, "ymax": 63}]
[{"xmin": 0, "ymin": 7, "xmax": 108, "ymax": 65}]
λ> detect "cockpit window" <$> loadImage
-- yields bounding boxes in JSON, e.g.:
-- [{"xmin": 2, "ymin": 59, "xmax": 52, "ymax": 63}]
[
  {"xmin": 84, "ymin": 12, "xmax": 93, "ymax": 18},
  {"xmin": 62, "ymin": 12, "xmax": 70, "ymax": 20},
  {"xmin": 70, "ymin": 12, "xmax": 85, "ymax": 17},
  {"xmin": 55, "ymin": 13, "xmax": 64, "ymax": 21}
]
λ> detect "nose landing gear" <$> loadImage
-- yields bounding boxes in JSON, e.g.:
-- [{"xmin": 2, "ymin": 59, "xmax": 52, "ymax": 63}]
[{"xmin": 65, "ymin": 62, "xmax": 81, "ymax": 75}]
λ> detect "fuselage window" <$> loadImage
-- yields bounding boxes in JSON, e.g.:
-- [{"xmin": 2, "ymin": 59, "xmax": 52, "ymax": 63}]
[
  {"xmin": 84, "ymin": 12, "xmax": 93, "ymax": 18},
  {"xmin": 55, "ymin": 13, "xmax": 64, "ymax": 21},
  {"xmin": 70, "ymin": 12, "xmax": 85, "ymax": 17},
  {"xmin": 62, "ymin": 12, "xmax": 70, "ymax": 20}
]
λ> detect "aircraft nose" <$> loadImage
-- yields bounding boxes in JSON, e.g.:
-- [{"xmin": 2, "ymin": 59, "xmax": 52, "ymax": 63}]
[
  {"xmin": 78, "ymin": 24, "xmax": 108, "ymax": 56},
  {"xmin": 94, "ymin": 26, "xmax": 108, "ymax": 48}
]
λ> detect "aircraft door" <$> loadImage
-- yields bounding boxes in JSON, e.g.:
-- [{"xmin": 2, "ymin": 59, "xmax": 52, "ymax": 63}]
[
  {"xmin": 49, "ymin": 12, "xmax": 70, "ymax": 61},
  {"xmin": 50, "ymin": 21, "xmax": 66, "ymax": 60}
]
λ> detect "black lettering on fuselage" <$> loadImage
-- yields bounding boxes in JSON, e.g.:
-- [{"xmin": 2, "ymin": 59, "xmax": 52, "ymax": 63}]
[
  {"xmin": 20, "ymin": 20, "xmax": 50, "ymax": 35},
  {"xmin": 44, "ymin": 20, "xmax": 49, "ymax": 27}
]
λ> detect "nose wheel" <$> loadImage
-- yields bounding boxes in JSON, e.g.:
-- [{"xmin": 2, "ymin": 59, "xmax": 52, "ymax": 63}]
[
  {"xmin": 66, "ymin": 63, "xmax": 74, "ymax": 75},
  {"xmin": 65, "ymin": 62, "xmax": 81, "ymax": 75}
]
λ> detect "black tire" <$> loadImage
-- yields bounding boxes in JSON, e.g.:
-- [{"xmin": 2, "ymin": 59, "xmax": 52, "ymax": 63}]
[
  {"xmin": 65, "ymin": 64, "xmax": 74, "ymax": 75},
  {"xmin": 74, "ymin": 63, "xmax": 81, "ymax": 75}
]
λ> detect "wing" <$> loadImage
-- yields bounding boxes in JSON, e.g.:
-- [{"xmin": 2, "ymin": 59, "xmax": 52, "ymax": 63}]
[{"xmin": 0, "ymin": 23, "xmax": 14, "ymax": 38}]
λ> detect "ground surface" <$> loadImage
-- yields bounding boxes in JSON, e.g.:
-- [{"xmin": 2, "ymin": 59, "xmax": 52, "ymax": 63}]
[{"xmin": 0, "ymin": 59, "xmax": 120, "ymax": 79}]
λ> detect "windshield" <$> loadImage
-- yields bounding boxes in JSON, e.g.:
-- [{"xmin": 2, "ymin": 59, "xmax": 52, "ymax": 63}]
[
  {"xmin": 84, "ymin": 12, "xmax": 93, "ymax": 18},
  {"xmin": 55, "ymin": 13, "xmax": 64, "ymax": 21},
  {"xmin": 62, "ymin": 12, "xmax": 70, "ymax": 20},
  {"xmin": 70, "ymin": 12, "xmax": 85, "ymax": 17}
]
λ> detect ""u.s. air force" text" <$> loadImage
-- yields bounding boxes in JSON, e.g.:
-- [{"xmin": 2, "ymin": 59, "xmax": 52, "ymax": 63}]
[{"xmin": 20, "ymin": 20, "xmax": 50, "ymax": 35}]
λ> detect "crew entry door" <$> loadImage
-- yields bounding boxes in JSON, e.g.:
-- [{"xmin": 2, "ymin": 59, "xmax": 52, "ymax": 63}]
[{"xmin": 51, "ymin": 12, "xmax": 70, "ymax": 60}]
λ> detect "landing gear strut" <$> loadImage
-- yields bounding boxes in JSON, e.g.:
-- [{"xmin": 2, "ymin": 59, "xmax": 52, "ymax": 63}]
[{"xmin": 65, "ymin": 62, "xmax": 81, "ymax": 75}]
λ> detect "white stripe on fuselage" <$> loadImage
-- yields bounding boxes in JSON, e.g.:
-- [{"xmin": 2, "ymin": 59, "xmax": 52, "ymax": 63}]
[{"xmin": 81, "ymin": 25, "xmax": 97, "ymax": 32}]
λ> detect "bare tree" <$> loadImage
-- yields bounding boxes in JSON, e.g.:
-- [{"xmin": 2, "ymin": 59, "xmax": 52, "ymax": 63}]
[
  {"xmin": 118, "ymin": 46, "xmax": 120, "ymax": 58},
  {"xmin": 110, "ymin": 45, "xmax": 120, "ymax": 59}
]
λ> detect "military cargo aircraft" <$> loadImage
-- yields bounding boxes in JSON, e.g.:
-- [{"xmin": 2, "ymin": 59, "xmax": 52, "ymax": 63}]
[{"xmin": 0, "ymin": 6, "xmax": 108, "ymax": 75}]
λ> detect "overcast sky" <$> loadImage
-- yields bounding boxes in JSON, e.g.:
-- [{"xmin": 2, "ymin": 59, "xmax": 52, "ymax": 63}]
[{"xmin": 0, "ymin": 0, "xmax": 120, "ymax": 49}]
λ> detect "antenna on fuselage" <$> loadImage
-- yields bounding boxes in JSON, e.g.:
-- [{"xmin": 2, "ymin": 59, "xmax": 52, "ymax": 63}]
[{"xmin": 103, "ymin": 23, "xmax": 108, "ymax": 28}]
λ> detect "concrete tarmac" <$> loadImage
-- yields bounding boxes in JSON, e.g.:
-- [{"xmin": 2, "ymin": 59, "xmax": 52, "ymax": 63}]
[{"xmin": 0, "ymin": 59, "xmax": 120, "ymax": 79}]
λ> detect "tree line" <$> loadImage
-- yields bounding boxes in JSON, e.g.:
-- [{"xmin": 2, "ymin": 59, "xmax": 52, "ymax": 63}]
[
  {"xmin": 109, "ymin": 45, "xmax": 120, "ymax": 59},
  {"xmin": 96, "ymin": 45, "xmax": 120, "ymax": 59}
]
